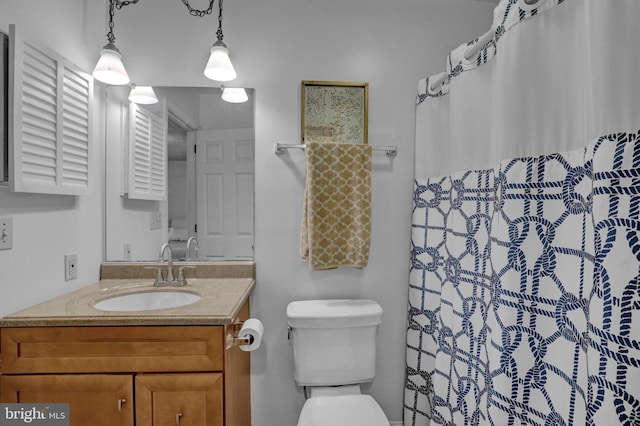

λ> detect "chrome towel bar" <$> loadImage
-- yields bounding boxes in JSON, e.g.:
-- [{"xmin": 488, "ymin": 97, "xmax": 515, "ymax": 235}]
[{"xmin": 273, "ymin": 143, "xmax": 397, "ymax": 157}]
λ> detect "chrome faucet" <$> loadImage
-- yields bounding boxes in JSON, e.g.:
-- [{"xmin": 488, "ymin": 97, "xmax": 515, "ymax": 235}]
[
  {"xmin": 159, "ymin": 243, "xmax": 175, "ymax": 282},
  {"xmin": 146, "ymin": 243, "xmax": 194, "ymax": 287},
  {"xmin": 186, "ymin": 237, "xmax": 199, "ymax": 261}
]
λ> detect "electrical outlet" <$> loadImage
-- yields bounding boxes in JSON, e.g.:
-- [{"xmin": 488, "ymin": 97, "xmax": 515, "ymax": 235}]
[
  {"xmin": 65, "ymin": 253, "xmax": 78, "ymax": 281},
  {"xmin": 124, "ymin": 243, "xmax": 132, "ymax": 261},
  {"xmin": 0, "ymin": 217, "xmax": 13, "ymax": 250}
]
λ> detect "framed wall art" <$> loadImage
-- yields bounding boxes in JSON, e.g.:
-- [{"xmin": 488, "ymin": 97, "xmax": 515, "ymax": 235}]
[{"xmin": 301, "ymin": 80, "xmax": 368, "ymax": 144}]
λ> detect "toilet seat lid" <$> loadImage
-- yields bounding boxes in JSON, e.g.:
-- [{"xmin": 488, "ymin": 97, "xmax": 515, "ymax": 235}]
[{"xmin": 298, "ymin": 395, "xmax": 390, "ymax": 426}]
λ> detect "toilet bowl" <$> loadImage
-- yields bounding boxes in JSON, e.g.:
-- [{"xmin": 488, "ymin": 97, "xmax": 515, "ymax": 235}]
[
  {"xmin": 286, "ymin": 300, "xmax": 390, "ymax": 426},
  {"xmin": 297, "ymin": 385, "xmax": 389, "ymax": 426}
]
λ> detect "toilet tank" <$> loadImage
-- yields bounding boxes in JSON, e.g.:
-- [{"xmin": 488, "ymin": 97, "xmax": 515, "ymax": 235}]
[{"xmin": 286, "ymin": 299, "xmax": 383, "ymax": 386}]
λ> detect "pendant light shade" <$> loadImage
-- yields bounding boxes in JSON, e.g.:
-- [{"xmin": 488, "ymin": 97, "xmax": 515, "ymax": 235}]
[
  {"xmin": 221, "ymin": 87, "xmax": 248, "ymax": 103},
  {"xmin": 128, "ymin": 84, "xmax": 158, "ymax": 104},
  {"xmin": 204, "ymin": 41, "xmax": 237, "ymax": 82},
  {"xmin": 92, "ymin": 44, "xmax": 130, "ymax": 85}
]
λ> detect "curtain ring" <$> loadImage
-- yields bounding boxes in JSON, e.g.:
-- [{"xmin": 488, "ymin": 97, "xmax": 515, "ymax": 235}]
[{"xmin": 520, "ymin": 0, "xmax": 546, "ymax": 12}]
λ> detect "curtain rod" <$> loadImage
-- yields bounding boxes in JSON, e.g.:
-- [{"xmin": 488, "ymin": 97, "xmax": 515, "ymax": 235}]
[
  {"xmin": 463, "ymin": 30, "xmax": 494, "ymax": 61},
  {"xmin": 273, "ymin": 143, "xmax": 397, "ymax": 157},
  {"xmin": 429, "ymin": 30, "xmax": 494, "ymax": 92}
]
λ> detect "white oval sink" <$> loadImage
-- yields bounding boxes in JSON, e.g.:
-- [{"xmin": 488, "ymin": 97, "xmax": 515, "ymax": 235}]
[{"xmin": 93, "ymin": 291, "xmax": 201, "ymax": 312}]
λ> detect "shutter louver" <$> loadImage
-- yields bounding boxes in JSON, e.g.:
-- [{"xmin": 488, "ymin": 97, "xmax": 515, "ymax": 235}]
[
  {"xmin": 20, "ymin": 41, "xmax": 58, "ymax": 187},
  {"xmin": 61, "ymin": 67, "xmax": 91, "ymax": 188},
  {"xmin": 132, "ymin": 105, "xmax": 151, "ymax": 195},
  {"xmin": 150, "ymin": 112, "xmax": 165, "ymax": 197}
]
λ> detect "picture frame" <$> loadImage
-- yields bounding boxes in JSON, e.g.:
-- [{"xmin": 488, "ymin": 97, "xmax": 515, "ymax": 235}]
[{"xmin": 301, "ymin": 80, "xmax": 368, "ymax": 144}]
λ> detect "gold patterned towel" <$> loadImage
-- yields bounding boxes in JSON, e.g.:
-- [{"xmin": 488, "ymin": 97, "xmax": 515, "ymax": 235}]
[{"xmin": 300, "ymin": 142, "xmax": 372, "ymax": 270}]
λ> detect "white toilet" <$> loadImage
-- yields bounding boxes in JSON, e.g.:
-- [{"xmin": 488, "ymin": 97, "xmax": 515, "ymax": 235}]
[{"xmin": 286, "ymin": 299, "xmax": 390, "ymax": 426}]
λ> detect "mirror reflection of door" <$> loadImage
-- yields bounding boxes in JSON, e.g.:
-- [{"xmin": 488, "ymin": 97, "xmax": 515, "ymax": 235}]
[
  {"xmin": 167, "ymin": 116, "xmax": 188, "ymax": 225},
  {"xmin": 195, "ymin": 128, "xmax": 255, "ymax": 260}
]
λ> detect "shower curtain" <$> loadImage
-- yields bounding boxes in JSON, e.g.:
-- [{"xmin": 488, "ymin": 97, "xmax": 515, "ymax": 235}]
[{"xmin": 405, "ymin": 1, "xmax": 640, "ymax": 425}]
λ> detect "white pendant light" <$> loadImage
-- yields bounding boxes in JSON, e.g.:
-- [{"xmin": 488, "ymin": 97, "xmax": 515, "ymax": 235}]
[
  {"xmin": 93, "ymin": 44, "xmax": 130, "ymax": 85},
  {"xmin": 128, "ymin": 84, "xmax": 158, "ymax": 104},
  {"xmin": 221, "ymin": 87, "xmax": 248, "ymax": 103},
  {"xmin": 204, "ymin": 41, "xmax": 237, "ymax": 82},
  {"xmin": 92, "ymin": 0, "xmax": 137, "ymax": 85},
  {"xmin": 203, "ymin": 0, "xmax": 238, "ymax": 82}
]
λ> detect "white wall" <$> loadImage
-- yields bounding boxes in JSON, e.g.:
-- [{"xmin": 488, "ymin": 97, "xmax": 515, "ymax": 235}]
[
  {"xmin": 0, "ymin": 0, "xmax": 105, "ymax": 316},
  {"xmin": 200, "ymin": 90, "xmax": 254, "ymax": 130},
  {"xmin": 237, "ymin": 2, "xmax": 493, "ymax": 424},
  {"xmin": 0, "ymin": 0, "xmax": 495, "ymax": 424},
  {"xmin": 168, "ymin": 161, "xmax": 188, "ymax": 228}
]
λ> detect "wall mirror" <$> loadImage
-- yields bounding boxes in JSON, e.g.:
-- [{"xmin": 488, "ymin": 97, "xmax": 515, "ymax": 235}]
[
  {"xmin": 104, "ymin": 86, "xmax": 255, "ymax": 262},
  {"xmin": 1, "ymin": 31, "xmax": 8, "ymax": 183}
]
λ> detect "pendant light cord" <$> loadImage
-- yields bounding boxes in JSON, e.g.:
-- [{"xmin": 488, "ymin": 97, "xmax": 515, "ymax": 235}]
[
  {"xmin": 181, "ymin": 0, "xmax": 216, "ymax": 17},
  {"xmin": 106, "ymin": 0, "xmax": 224, "ymax": 44},
  {"xmin": 181, "ymin": 0, "xmax": 225, "ymax": 42},
  {"xmin": 216, "ymin": 0, "xmax": 224, "ymax": 42},
  {"xmin": 106, "ymin": 0, "xmax": 139, "ymax": 45}
]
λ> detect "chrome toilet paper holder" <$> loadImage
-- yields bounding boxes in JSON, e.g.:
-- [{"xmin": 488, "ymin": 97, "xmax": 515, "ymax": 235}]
[{"xmin": 225, "ymin": 320, "xmax": 253, "ymax": 350}]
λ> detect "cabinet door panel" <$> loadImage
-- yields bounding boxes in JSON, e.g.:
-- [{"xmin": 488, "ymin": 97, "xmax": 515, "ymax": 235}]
[
  {"xmin": 136, "ymin": 373, "xmax": 223, "ymax": 426},
  {"xmin": 0, "ymin": 374, "xmax": 133, "ymax": 426}
]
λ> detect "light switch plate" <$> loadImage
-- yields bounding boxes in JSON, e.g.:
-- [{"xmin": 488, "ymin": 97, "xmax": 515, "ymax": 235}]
[
  {"xmin": 0, "ymin": 217, "xmax": 13, "ymax": 250},
  {"xmin": 150, "ymin": 212, "xmax": 162, "ymax": 230}
]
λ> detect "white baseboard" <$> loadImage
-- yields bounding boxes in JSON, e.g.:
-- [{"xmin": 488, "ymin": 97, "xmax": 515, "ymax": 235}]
[{"xmin": 389, "ymin": 422, "xmax": 404, "ymax": 426}]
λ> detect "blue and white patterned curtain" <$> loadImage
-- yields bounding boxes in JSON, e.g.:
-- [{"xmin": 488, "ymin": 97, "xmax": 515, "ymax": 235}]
[{"xmin": 406, "ymin": 0, "xmax": 640, "ymax": 425}]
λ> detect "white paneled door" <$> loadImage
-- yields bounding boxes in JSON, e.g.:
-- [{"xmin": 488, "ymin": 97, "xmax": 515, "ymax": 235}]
[{"xmin": 195, "ymin": 128, "xmax": 254, "ymax": 260}]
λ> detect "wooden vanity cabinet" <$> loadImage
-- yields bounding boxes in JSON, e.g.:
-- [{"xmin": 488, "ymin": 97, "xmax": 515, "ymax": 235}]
[
  {"xmin": 1, "ymin": 374, "xmax": 134, "ymax": 426},
  {"xmin": 0, "ymin": 300, "xmax": 251, "ymax": 426}
]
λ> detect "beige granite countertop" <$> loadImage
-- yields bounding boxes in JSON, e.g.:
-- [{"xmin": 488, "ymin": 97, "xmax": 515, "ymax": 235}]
[{"xmin": 0, "ymin": 277, "xmax": 255, "ymax": 327}]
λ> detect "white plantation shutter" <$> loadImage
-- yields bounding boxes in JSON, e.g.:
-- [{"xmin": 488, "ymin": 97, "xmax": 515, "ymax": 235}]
[
  {"xmin": 8, "ymin": 24, "xmax": 92, "ymax": 195},
  {"xmin": 127, "ymin": 101, "xmax": 167, "ymax": 200},
  {"xmin": 149, "ymin": 109, "xmax": 165, "ymax": 196},
  {"xmin": 130, "ymin": 104, "xmax": 151, "ymax": 196}
]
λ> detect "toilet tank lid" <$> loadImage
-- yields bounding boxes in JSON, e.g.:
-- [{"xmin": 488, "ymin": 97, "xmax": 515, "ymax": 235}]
[{"xmin": 287, "ymin": 299, "xmax": 383, "ymax": 328}]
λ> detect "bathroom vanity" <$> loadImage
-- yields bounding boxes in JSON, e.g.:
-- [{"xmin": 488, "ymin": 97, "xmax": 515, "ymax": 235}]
[{"xmin": 0, "ymin": 261, "xmax": 255, "ymax": 426}]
